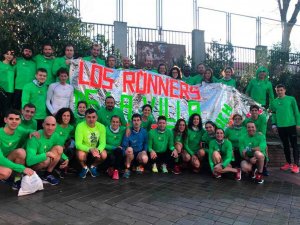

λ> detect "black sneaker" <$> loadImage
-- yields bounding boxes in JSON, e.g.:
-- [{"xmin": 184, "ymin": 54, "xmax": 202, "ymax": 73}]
[
  {"xmin": 12, "ymin": 179, "xmax": 21, "ymax": 190},
  {"xmin": 42, "ymin": 174, "xmax": 59, "ymax": 185}
]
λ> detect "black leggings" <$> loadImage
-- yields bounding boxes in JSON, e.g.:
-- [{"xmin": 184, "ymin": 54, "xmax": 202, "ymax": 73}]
[
  {"xmin": 278, "ymin": 126, "xmax": 299, "ymax": 166},
  {"xmin": 109, "ymin": 148, "xmax": 124, "ymax": 170}
]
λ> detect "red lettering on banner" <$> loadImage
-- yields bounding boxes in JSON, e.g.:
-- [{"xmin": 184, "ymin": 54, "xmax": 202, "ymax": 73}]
[
  {"xmin": 147, "ymin": 73, "xmax": 158, "ymax": 94},
  {"xmin": 180, "ymin": 82, "xmax": 189, "ymax": 100},
  {"xmin": 123, "ymin": 71, "xmax": 136, "ymax": 92},
  {"xmin": 189, "ymin": 85, "xmax": 201, "ymax": 101},
  {"xmin": 158, "ymin": 76, "xmax": 169, "ymax": 96},
  {"xmin": 169, "ymin": 79, "xmax": 179, "ymax": 98},
  {"xmin": 90, "ymin": 64, "xmax": 103, "ymax": 88},
  {"xmin": 102, "ymin": 67, "xmax": 114, "ymax": 89},
  {"xmin": 136, "ymin": 70, "xmax": 147, "ymax": 94},
  {"xmin": 78, "ymin": 60, "xmax": 89, "ymax": 85}
]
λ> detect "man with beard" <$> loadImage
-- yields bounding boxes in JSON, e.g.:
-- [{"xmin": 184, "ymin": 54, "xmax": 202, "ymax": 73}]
[
  {"xmin": 52, "ymin": 44, "xmax": 75, "ymax": 79},
  {"xmin": 13, "ymin": 45, "xmax": 36, "ymax": 110},
  {"xmin": 143, "ymin": 56, "xmax": 157, "ymax": 73},
  {"xmin": 22, "ymin": 68, "xmax": 48, "ymax": 129},
  {"xmin": 120, "ymin": 56, "xmax": 134, "ymax": 70},
  {"xmin": 33, "ymin": 44, "xmax": 55, "ymax": 85},
  {"xmin": 96, "ymin": 96, "xmax": 127, "ymax": 127},
  {"xmin": 83, "ymin": 44, "xmax": 105, "ymax": 66}
]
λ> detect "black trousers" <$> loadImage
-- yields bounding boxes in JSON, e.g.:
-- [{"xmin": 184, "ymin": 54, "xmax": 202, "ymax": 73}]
[
  {"xmin": 0, "ymin": 91, "xmax": 13, "ymax": 127},
  {"xmin": 151, "ymin": 150, "xmax": 175, "ymax": 168},
  {"xmin": 12, "ymin": 89, "xmax": 22, "ymax": 110},
  {"xmin": 108, "ymin": 148, "xmax": 124, "ymax": 170},
  {"xmin": 278, "ymin": 126, "xmax": 299, "ymax": 166}
]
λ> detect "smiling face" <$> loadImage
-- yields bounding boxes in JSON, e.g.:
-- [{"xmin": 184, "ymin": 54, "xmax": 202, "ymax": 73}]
[
  {"xmin": 276, "ymin": 87, "xmax": 286, "ymax": 98},
  {"xmin": 247, "ymin": 122, "xmax": 256, "ymax": 136},
  {"xmin": 35, "ymin": 71, "xmax": 47, "ymax": 84},
  {"xmin": 43, "ymin": 116, "xmax": 57, "ymax": 137},
  {"xmin": 205, "ymin": 123, "xmax": 215, "ymax": 134},
  {"xmin": 111, "ymin": 116, "xmax": 121, "ymax": 130},
  {"xmin": 65, "ymin": 46, "xmax": 74, "ymax": 59},
  {"xmin": 91, "ymin": 45, "xmax": 100, "ymax": 58},
  {"xmin": 43, "ymin": 45, "xmax": 53, "ymax": 57},
  {"xmin": 22, "ymin": 106, "xmax": 36, "ymax": 121},
  {"xmin": 142, "ymin": 106, "xmax": 152, "ymax": 117},
  {"xmin": 215, "ymin": 129, "xmax": 224, "ymax": 141},
  {"xmin": 61, "ymin": 111, "xmax": 71, "ymax": 125},
  {"xmin": 4, "ymin": 113, "xmax": 21, "ymax": 131},
  {"xmin": 193, "ymin": 115, "xmax": 200, "ymax": 127},
  {"xmin": 178, "ymin": 120, "xmax": 186, "ymax": 133},
  {"xmin": 4, "ymin": 50, "xmax": 14, "ymax": 62},
  {"xmin": 77, "ymin": 103, "xmax": 87, "ymax": 115}
]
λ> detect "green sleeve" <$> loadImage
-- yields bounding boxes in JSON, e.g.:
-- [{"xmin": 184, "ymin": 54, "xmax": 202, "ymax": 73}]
[
  {"xmin": 292, "ymin": 97, "xmax": 300, "ymax": 126},
  {"xmin": 208, "ymin": 140, "xmax": 215, "ymax": 171},
  {"xmin": 184, "ymin": 138, "xmax": 194, "ymax": 156},
  {"xmin": 258, "ymin": 135, "xmax": 267, "ymax": 156},
  {"xmin": 168, "ymin": 129, "xmax": 175, "ymax": 151},
  {"xmin": 221, "ymin": 141, "xmax": 233, "ymax": 168},
  {"xmin": 239, "ymin": 136, "xmax": 246, "ymax": 157},
  {"xmin": 148, "ymin": 130, "xmax": 154, "ymax": 152},
  {"xmin": 270, "ymin": 101, "xmax": 277, "ymax": 125},
  {"xmin": 267, "ymin": 82, "xmax": 274, "ymax": 105},
  {"xmin": 260, "ymin": 114, "xmax": 267, "ymax": 135},
  {"xmin": 0, "ymin": 149, "xmax": 25, "ymax": 173},
  {"xmin": 97, "ymin": 124, "xmax": 106, "ymax": 152},
  {"xmin": 75, "ymin": 123, "xmax": 90, "ymax": 152},
  {"xmin": 26, "ymin": 137, "xmax": 47, "ymax": 166},
  {"xmin": 61, "ymin": 153, "xmax": 68, "ymax": 161},
  {"xmin": 21, "ymin": 84, "xmax": 31, "ymax": 108},
  {"xmin": 119, "ymin": 110, "xmax": 127, "ymax": 127},
  {"xmin": 245, "ymin": 80, "xmax": 253, "ymax": 95}
]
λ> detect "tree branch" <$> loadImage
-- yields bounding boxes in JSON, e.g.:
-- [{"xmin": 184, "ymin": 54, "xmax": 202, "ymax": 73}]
[{"xmin": 288, "ymin": 0, "xmax": 300, "ymax": 24}]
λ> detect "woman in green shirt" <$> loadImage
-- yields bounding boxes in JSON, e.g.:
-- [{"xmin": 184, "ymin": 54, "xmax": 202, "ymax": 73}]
[
  {"xmin": 141, "ymin": 104, "xmax": 156, "ymax": 131},
  {"xmin": 209, "ymin": 128, "xmax": 241, "ymax": 180},
  {"xmin": 75, "ymin": 101, "xmax": 87, "ymax": 126},
  {"xmin": 182, "ymin": 113, "xmax": 205, "ymax": 173},
  {"xmin": 201, "ymin": 121, "xmax": 217, "ymax": 154},
  {"xmin": 202, "ymin": 68, "xmax": 215, "ymax": 84},
  {"xmin": 218, "ymin": 67, "xmax": 237, "ymax": 88}
]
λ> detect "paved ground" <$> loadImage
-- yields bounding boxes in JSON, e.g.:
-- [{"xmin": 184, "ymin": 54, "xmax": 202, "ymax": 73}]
[{"xmin": 1, "ymin": 168, "xmax": 300, "ymax": 225}]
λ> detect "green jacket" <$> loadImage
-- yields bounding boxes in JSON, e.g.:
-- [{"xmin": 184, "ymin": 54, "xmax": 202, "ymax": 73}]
[
  {"xmin": 15, "ymin": 57, "xmax": 36, "ymax": 90},
  {"xmin": 33, "ymin": 54, "xmax": 55, "ymax": 85},
  {"xmin": 208, "ymin": 139, "xmax": 233, "ymax": 171},
  {"xmin": 0, "ymin": 61, "xmax": 15, "ymax": 93},
  {"xmin": 148, "ymin": 128, "xmax": 175, "ymax": 153}
]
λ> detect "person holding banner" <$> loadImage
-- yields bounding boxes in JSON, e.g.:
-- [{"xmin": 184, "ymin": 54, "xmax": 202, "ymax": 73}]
[
  {"xmin": 143, "ymin": 56, "xmax": 157, "ymax": 73},
  {"xmin": 181, "ymin": 65, "xmax": 192, "ymax": 84},
  {"xmin": 240, "ymin": 121, "xmax": 267, "ymax": 184},
  {"xmin": 148, "ymin": 116, "xmax": 176, "ymax": 173},
  {"xmin": 106, "ymin": 55, "xmax": 117, "ymax": 69},
  {"xmin": 169, "ymin": 66, "xmax": 182, "ymax": 80},
  {"xmin": 218, "ymin": 67, "xmax": 236, "ymax": 88},
  {"xmin": 75, "ymin": 108, "xmax": 107, "ymax": 178},
  {"xmin": 208, "ymin": 128, "xmax": 241, "ymax": 180},
  {"xmin": 157, "ymin": 63, "xmax": 168, "ymax": 75},
  {"xmin": 83, "ymin": 44, "xmax": 105, "ymax": 66},
  {"xmin": 120, "ymin": 56, "xmax": 134, "ymax": 70},
  {"xmin": 97, "ymin": 96, "xmax": 127, "ymax": 127},
  {"xmin": 245, "ymin": 66, "xmax": 274, "ymax": 108},
  {"xmin": 190, "ymin": 63, "xmax": 206, "ymax": 85},
  {"xmin": 181, "ymin": 113, "xmax": 205, "ymax": 173},
  {"xmin": 202, "ymin": 68, "xmax": 216, "ymax": 84},
  {"xmin": 172, "ymin": 119, "xmax": 188, "ymax": 174},
  {"xmin": 121, "ymin": 113, "xmax": 148, "ymax": 178},
  {"xmin": 52, "ymin": 44, "xmax": 74, "ymax": 79}
]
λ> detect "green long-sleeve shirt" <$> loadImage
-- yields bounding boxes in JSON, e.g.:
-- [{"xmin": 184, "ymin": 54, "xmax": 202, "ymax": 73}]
[
  {"xmin": 184, "ymin": 128, "xmax": 205, "ymax": 155},
  {"xmin": 270, "ymin": 95, "xmax": 300, "ymax": 127},
  {"xmin": 201, "ymin": 131, "xmax": 215, "ymax": 153},
  {"xmin": 52, "ymin": 56, "xmax": 70, "ymax": 78},
  {"xmin": 208, "ymin": 139, "xmax": 233, "ymax": 171},
  {"xmin": 26, "ymin": 130, "xmax": 66, "ymax": 166},
  {"xmin": 83, "ymin": 56, "xmax": 105, "ymax": 66},
  {"xmin": 246, "ymin": 79, "xmax": 274, "ymax": 106},
  {"xmin": 239, "ymin": 132, "xmax": 267, "ymax": 158},
  {"xmin": 243, "ymin": 114, "xmax": 267, "ymax": 136},
  {"xmin": 19, "ymin": 118, "xmax": 37, "ymax": 132},
  {"xmin": 141, "ymin": 115, "xmax": 156, "ymax": 131},
  {"xmin": 148, "ymin": 128, "xmax": 175, "ymax": 153},
  {"xmin": 0, "ymin": 61, "xmax": 15, "ymax": 93},
  {"xmin": 75, "ymin": 113, "xmax": 85, "ymax": 126},
  {"xmin": 33, "ymin": 54, "xmax": 55, "ymax": 85},
  {"xmin": 0, "ymin": 127, "xmax": 30, "ymax": 157},
  {"xmin": 0, "ymin": 148, "xmax": 25, "ymax": 173},
  {"xmin": 225, "ymin": 126, "xmax": 247, "ymax": 148},
  {"xmin": 97, "ymin": 106, "xmax": 127, "ymax": 127},
  {"xmin": 15, "ymin": 58, "xmax": 36, "ymax": 90},
  {"xmin": 55, "ymin": 124, "xmax": 75, "ymax": 146},
  {"xmin": 217, "ymin": 78, "xmax": 236, "ymax": 88},
  {"xmin": 22, "ymin": 82, "xmax": 47, "ymax": 120},
  {"xmin": 75, "ymin": 121, "xmax": 106, "ymax": 152},
  {"xmin": 105, "ymin": 126, "xmax": 126, "ymax": 153}
]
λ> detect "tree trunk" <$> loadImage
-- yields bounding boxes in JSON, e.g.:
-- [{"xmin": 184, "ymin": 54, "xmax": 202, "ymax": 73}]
[{"xmin": 281, "ymin": 22, "xmax": 293, "ymax": 52}]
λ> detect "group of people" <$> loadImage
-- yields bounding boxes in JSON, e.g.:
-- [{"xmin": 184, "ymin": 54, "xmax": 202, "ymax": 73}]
[{"xmin": 0, "ymin": 43, "xmax": 299, "ymax": 192}]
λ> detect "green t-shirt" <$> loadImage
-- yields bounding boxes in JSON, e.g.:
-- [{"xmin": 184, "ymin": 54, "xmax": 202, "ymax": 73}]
[
  {"xmin": 174, "ymin": 132, "xmax": 183, "ymax": 144},
  {"xmin": 97, "ymin": 106, "xmax": 127, "ymax": 127},
  {"xmin": 0, "ymin": 126, "xmax": 30, "ymax": 157},
  {"xmin": 141, "ymin": 115, "xmax": 156, "ymax": 131},
  {"xmin": 52, "ymin": 56, "xmax": 70, "ymax": 78},
  {"xmin": 225, "ymin": 126, "xmax": 247, "ymax": 148},
  {"xmin": 0, "ymin": 61, "xmax": 15, "ymax": 93},
  {"xmin": 55, "ymin": 124, "xmax": 75, "ymax": 146},
  {"xmin": 243, "ymin": 114, "xmax": 267, "ymax": 136},
  {"xmin": 15, "ymin": 58, "xmax": 36, "ymax": 90},
  {"xmin": 83, "ymin": 56, "xmax": 105, "ymax": 66},
  {"xmin": 19, "ymin": 118, "xmax": 37, "ymax": 132},
  {"xmin": 189, "ymin": 74, "xmax": 203, "ymax": 85},
  {"xmin": 148, "ymin": 128, "xmax": 175, "ymax": 153},
  {"xmin": 208, "ymin": 139, "xmax": 233, "ymax": 171},
  {"xmin": 105, "ymin": 126, "xmax": 126, "ymax": 153},
  {"xmin": 21, "ymin": 82, "xmax": 47, "ymax": 120},
  {"xmin": 33, "ymin": 54, "xmax": 55, "ymax": 85},
  {"xmin": 182, "ymin": 76, "xmax": 193, "ymax": 85},
  {"xmin": 239, "ymin": 132, "xmax": 267, "ymax": 158},
  {"xmin": 218, "ymin": 78, "xmax": 236, "ymax": 88},
  {"xmin": 0, "ymin": 148, "xmax": 25, "ymax": 173},
  {"xmin": 26, "ymin": 130, "xmax": 65, "ymax": 166},
  {"xmin": 75, "ymin": 121, "xmax": 106, "ymax": 152},
  {"xmin": 75, "ymin": 113, "xmax": 85, "ymax": 126},
  {"xmin": 184, "ymin": 128, "xmax": 205, "ymax": 155},
  {"xmin": 246, "ymin": 78, "xmax": 274, "ymax": 106},
  {"xmin": 201, "ymin": 131, "xmax": 216, "ymax": 153},
  {"xmin": 270, "ymin": 95, "xmax": 300, "ymax": 127}
]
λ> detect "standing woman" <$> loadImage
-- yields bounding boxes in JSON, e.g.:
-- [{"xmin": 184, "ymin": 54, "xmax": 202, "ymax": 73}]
[
  {"xmin": 172, "ymin": 119, "xmax": 188, "ymax": 174},
  {"xmin": 218, "ymin": 66, "xmax": 236, "ymax": 88},
  {"xmin": 169, "ymin": 66, "xmax": 182, "ymax": 80},
  {"xmin": 0, "ymin": 49, "xmax": 15, "ymax": 127},
  {"xmin": 157, "ymin": 63, "xmax": 168, "ymax": 75},
  {"xmin": 182, "ymin": 113, "xmax": 205, "ymax": 172},
  {"xmin": 225, "ymin": 114, "xmax": 247, "ymax": 167},
  {"xmin": 141, "ymin": 104, "xmax": 156, "ymax": 131},
  {"xmin": 208, "ymin": 128, "xmax": 241, "ymax": 180}
]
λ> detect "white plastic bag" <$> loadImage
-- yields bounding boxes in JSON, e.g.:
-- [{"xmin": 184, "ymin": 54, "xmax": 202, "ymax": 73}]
[{"xmin": 18, "ymin": 172, "xmax": 44, "ymax": 196}]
